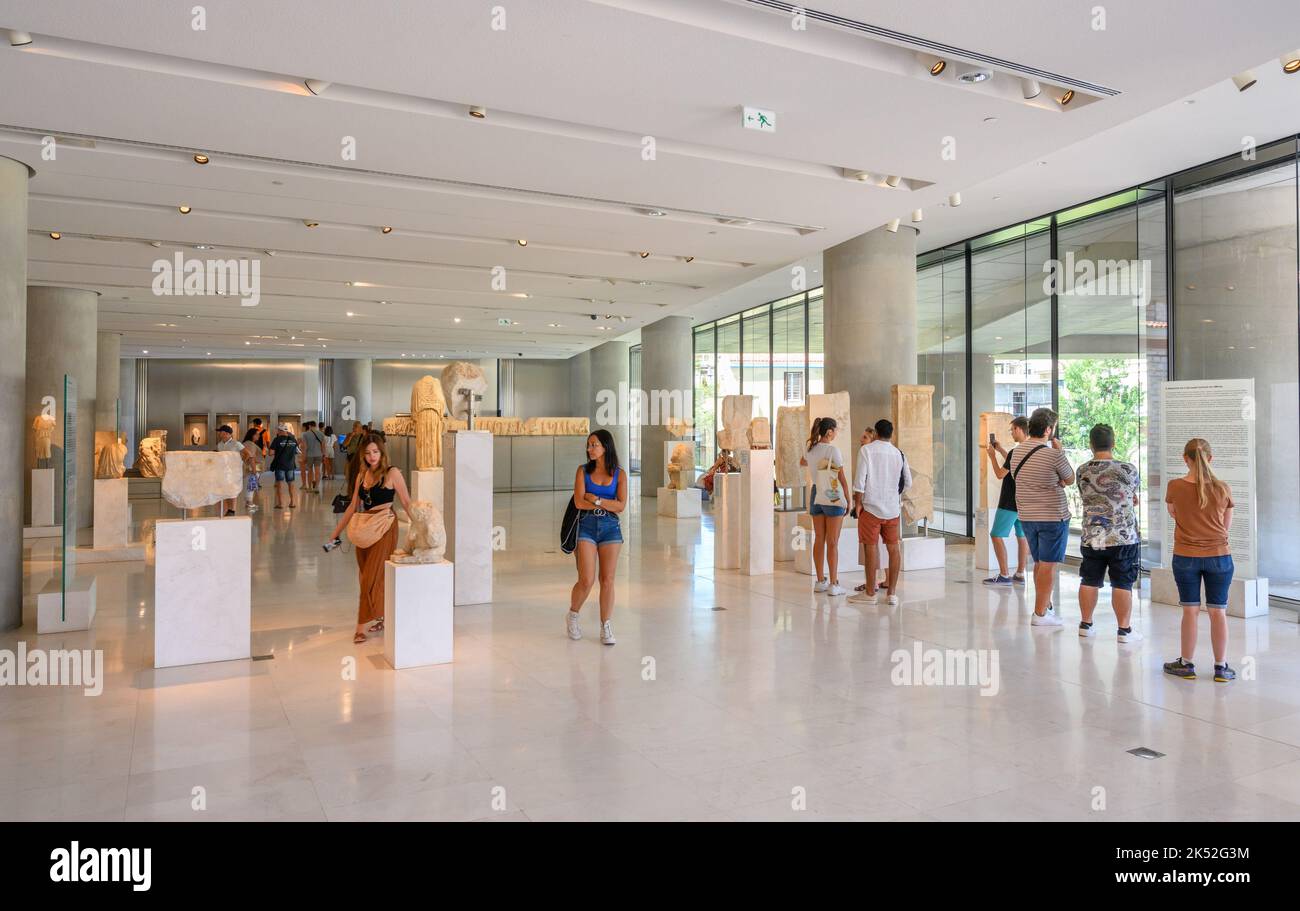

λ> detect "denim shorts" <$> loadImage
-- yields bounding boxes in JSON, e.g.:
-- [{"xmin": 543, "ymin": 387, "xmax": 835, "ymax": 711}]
[
  {"xmin": 1171, "ymin": 554, "xmax": 1234, "ymax": 608},
  {"xmin": 1079, "ymin": 543, "xmax": 1140, "ymax": 591},
  {"xmin": 808, "ymin": 485, "xmax": 847, "ymax": 518},
  {"xmin": 1021, "ymin": 519, "xmax": 1069, "ymax": 563},
  {"xmin": 990, "ymin": 508, "xmax": 1024, "ymax": 539},
  {"xmin": 274, "ymin": 468, "xmax": 296, "ymax": 482},
  {"xmin": 577, "ymin": 510, "xmax": 623, "ymax": 546}
]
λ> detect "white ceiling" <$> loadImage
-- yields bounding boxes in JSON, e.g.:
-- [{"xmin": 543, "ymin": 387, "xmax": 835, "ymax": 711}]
[{"xmin": 1, "ymin": 0, "xmax": 1298, "ymax": 359}]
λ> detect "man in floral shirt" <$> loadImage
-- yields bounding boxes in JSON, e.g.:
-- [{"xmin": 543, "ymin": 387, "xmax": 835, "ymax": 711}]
[{"xmin": 1075, "ymin": 423, "xmax": 1142, "ymax": 643}]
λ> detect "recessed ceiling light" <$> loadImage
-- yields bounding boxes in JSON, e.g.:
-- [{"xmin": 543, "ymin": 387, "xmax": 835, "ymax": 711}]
[
  {"xmin": 193, "ymin": 154, "xmax": 209, "ymax": 165},
  {"xmin": 1281, "ymin": 50, "xmax": 1300, "ymax": 74},
  {"xmin": 346, "ymin": 311, "xmax": 355, "ymax": 317},
  {"xmin": 48, "ymin": 231, "xmax": 61, "ymax": 240},
  {"xmin": 194, "ymin": 244, "xmax": 210, "ymax": 250},
  {"xmin": 1201, "ymin": 318, "xmax": 1214, "ymax": 323},
  {"xmin": 453, "ymin": 317, "xmax": 461, "ymax": 323},
  {"xmin": 178, "ymin": 205, "xmax": 192, "ymax": 214},
  {"xmin": 548, "ymin": 323, "xmax": 560, "ymax": 328},
  {"xmin": 983, "ymin": 116, "xmax": 998, "ymax": 124},
  {"xmin": 303, "ymin": 220, "xmax": 319, "ymax": 228},
  {"xmin": 468, "ymin": 105, "xmax": 487, "ymax": 118},
  {"xmin": 517, "ymin": 238, "xmax": 527, "ymax": 246},
  {"xmin": 642, "ymin": 209, "xmax": 668, "ymax": 217},
  {"xmin": 381, "ymin": 226, "xmax": 393, "ymax": 234},
  {"xmin": 245, "ymin": 341, "xmax": 251, "ymax": 345},
  {"xmin": 264, "ymin": 250, "xmax": 276, "ymax": 256},
  {"xmin": 684, "ymin": 256, "xmax": 694, "ymax": 263},
  {"xmin": 993, "ymin": 195, "xmax": 1001, "ymax": 201},
  {"xmin": 150, "ymin": 241, "xmax": 162, "ymax": 247},
  {"xmin": 1186, "ymin": 284, "xmax": 1196, "ymax": 290},
  {"xmin": 957, "ymin": 68, "xmax": 992, "ymax": 84},
  {"xmin": 639, "ymin": 252, "xmax": 650, "ymax": 258},
  {"xmin": 1059, "ymin": 89, "xmax": 1075, "ymax": 105},
  {"xmin": 1182, "ymin": 98, "xmax": 1195, "ymax": 105},
  {"xmin": 141, "ymin": 349, "xmax": 148, "ymax": 354},
  {"xmin": 929, "ymin": 59, "xmax": 946, "ymax": 76},
  {"xmin": 304, "ymin": 78, "xmax": 330, "ymax": 95}
]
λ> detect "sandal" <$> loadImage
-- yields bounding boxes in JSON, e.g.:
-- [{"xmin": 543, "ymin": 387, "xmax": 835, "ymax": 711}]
[
  {"xmin": 368, "ymin": 620, "xmax": 384, "ymax": 633},
  {"xmin": 353, "ymin": 632, "xmax": 367, "ymax": 644}
]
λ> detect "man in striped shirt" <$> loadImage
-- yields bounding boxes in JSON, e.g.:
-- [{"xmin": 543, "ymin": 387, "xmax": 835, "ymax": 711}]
[{"xmin": 1009, "ymin": 407, "xmax": 1074, "ymax": 627}]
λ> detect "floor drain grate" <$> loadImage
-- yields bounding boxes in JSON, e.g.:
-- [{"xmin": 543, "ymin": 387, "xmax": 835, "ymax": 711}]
[
  {"xmin": 711, "ymin": 606, "xmax": 727, "ymax": 611},
  {"xmin": 1127, "ymin": 746, "xmax": 1164, "ymax": 759},
  {"xmin": 251, "ymin": 654, "xmax": 275, "ymax": 661}
]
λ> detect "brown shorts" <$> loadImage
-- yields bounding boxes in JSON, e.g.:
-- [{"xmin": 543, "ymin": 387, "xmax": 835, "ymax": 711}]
[{"xmin": 858, "ymin": 510, "xmax": 900, "ymax": 546}]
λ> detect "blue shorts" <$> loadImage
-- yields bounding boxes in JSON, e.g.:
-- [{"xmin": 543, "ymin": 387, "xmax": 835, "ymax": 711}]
[
  {"xmin": 1171, "ymin": 554, "xmax": 1234, "ymax": 608},
  {"xmin": 808, "ymin": 485, "xmax": 847, "ymax": 518},
  {"xmin": 577, "ymin": 510, "xmax": 623, "ymax": 546},
  {"xmin": 990, "ymin": 508, "xmax": 1024, "ymax": 539},
  {"xmin": 274, "ymin": 468, "xmax": 296, "ymax": 482},
  {"xmin": 1021, "ymin": 519, "xmax": 1069, "ymax": 563}
]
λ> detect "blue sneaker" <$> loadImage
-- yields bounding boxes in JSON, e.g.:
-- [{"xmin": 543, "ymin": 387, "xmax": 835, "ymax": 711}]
[{"xmin": 982, "ymin": 575, "xmax": 1013, "ymax": 587}]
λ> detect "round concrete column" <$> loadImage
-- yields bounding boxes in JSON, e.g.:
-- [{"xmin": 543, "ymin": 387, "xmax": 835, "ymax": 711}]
[
  {"xmin": 823, "ymin": 225, "xmax": 918, "ymax": 439},
  {"xmin": 26, "ymin": 286, "xmax": 99, "ymax": 529},
  {"xmin": 589, "ymin": 340, "xmax": 630, "ymax": 463},
  {"xmin": 1, "ymin": 156, "xmax": 32, "ymax": 630},
  {"xmin": 96, "ymin": 331, "xmax": 122, "ymax": 432},
  {"xmin": 332, "ymin": 358, "xmax": 372, "ymax": 427},
  {"xmin": 639, "ymin": 316, "xmax": 692, "ymax": 495}
]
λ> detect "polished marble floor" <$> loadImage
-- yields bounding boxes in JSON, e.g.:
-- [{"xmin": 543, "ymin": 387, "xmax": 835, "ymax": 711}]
[{"xmin": 5, "ymin": 475, "xmax": 1300, "ymax": 822}]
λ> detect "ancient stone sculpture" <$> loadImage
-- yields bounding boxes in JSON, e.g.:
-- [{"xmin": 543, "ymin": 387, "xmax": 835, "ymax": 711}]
[
  {"xmin": 748, "ymin": 417, "xmax": 771, "ymax": 450},
  {"xmin": 806, "ymin": 392, "xmax": 851, "ymax": 474},
  {"xmin": 439, "ymin": 361, "xmax": 488, "ymax": 422},
  {"xmin": 523, "ymin": 417, "xmax": 590, "ymax": 436},
  {"xmin": 667, "ymin": 442, "xmax": 694, "ymax": 491},
  {"xmin": 775, "ymin": 405, "xmax": 806, "ymax": 490},
  {"xmin": 892, "ymin": 384, "xmax": 935, "ymax": 526},
  {"xmin": 475, "ymin": 416, "xmax": 525, "ymax": 435},
  {"xmin": 32, "ymin": 414, "xmax": 56, "ymax": 467},
  {"xmin": 391, "ymin": 500, "xmax": 447, "ymax": 563},
  {"xmin": 94, "ymin": 431, "xmax": 127, "ymax": 480},
  {"xmin": 411, "ymin": 375, "xmax": 447, "ymax": 471},
  {"xmin": 160, "ymin": 451, "xmax": 242, "ymax": 508},
  {"xmin": 383, "ymin": 414, "xmax": 415, "ymax": 437},
  {"xmin": 147, "ymin": 429, "xmax": 168, "ymax": 452},
  {"xmin": 717, "ymin": 395, "xmax": 753, "ymax": 452},
  {"xmin": 137, "ymin": 437, "xmax": 166, "ymax": 478},
  {"xmin": 664, "ymin": 417, "xmax": 694, "ymax": 439}
]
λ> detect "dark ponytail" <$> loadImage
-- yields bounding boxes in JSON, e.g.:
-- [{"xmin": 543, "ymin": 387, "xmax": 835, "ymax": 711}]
[{"xmin": 807, "ymin": 417, "xmax": 836, "ymax": 452}]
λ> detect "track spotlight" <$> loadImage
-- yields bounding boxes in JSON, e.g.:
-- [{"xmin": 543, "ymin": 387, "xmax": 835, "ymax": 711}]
[
  {"xmin": 1231, "ymin": 71, "xmax": 1257, "ymax": 92},
  {"xmin": 847, "ymin": 170, "xmax": 871, "ymax": 182},
  {"xmin": 1058, "ymin": 89, "xmax": 1075, "ymax": 106},
  {"xmin": 48, "ymin": 231, "xmax": 61, "ymax": 240},
  {"xmin": 192, "ymin": 154, "xmax": 209, "ymax": 165},
  {"xmin": 639, "ymin": 251, "xmax": 650, "ymax": 258},
  {"xmin": 1020, "ymin": 78, "xmax": 1041, "ymax": 99},
  {"xmin": 885, "ymin": 218, "xmax": 900, "ymax": 234},
  {"xmin": 948, "ymin": 192, "xmax": 962, "ymax": 207},
  {"xmin": 380, "ymin": 226, "xmax": 393, "ymax": 234},
  {"xmin": 1282, "ymin": 50, "xmax": 1300, "ymax": 74},
  {"xmin": 885, "ymin": 175, "xmax": 901, "ymax": 188},
  {"xmin": 683, "ymin": 256, "xmax": 694, "ymax": 263},
  {"xmin": 517, "ymin": 238, "xmax": 527, "ymax": 246},
  {"xmin": 468, "ymin": 105, "xmax": 487, "ymax": 118},
  {"xmin": 7, "ymin": 30, "xmax": 33, "ymax": 47},
  {"xmin": 913, "ymin": 52, "xmax": 946, "ymax": 77},
  {"xmin": 303, "ymin": 220, "xmax": 319, "ymax": 228},
  {"xmin": 303, "ymin": 78, "xmax": 330, "ymax": 96},
  {"xmin": 178, "ymin": 205, "xmax": 192, "ymax": 214},
  {"xmin": 911, "ymin": 209, "xmax": 923, "ymax": 224}
]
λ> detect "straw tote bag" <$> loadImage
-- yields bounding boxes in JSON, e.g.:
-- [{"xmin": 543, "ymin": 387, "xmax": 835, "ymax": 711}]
[{"xmin": 348, "ymin": 507, "xmax": 394, "ymax": 548}]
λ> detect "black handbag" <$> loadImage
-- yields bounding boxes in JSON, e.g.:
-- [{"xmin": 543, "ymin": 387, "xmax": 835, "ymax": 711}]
[
  {"xmin": 332, "ymin": 493, "xmax": 350, "ymax": 514},
  {"xmin": 560, "ymin": 496, "xmax": 580, "ymax": 554}
]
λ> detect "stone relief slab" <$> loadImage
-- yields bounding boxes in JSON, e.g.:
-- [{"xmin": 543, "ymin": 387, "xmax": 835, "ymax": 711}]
[
  {"xmin": 717, "ymin": 395, "xmax": 753, "ymax": 452},
  {"xmin": 806, "ymin": 392, "xmax": 851, "ymax": 473},
  {"xmin": 161, "ymin": 451, "xmax": 242, "ymax": 508},
  {"xmin": 892, "ymin": 384, "xmax": 935, "ymax": 526},
  {"xmin": 523, "ymin": 417, "xmax": 590, "ymax": 436},
  {"xmin": 475, "ymin": 416, "xmax": 526, "ymax": 435},
  {"xmin": 748, "ymin": 416, "xmax": 771, "ymax": 450},
  {"xmin": 775, "ymin": 405, "xmax": 807, "ymax": 490}
]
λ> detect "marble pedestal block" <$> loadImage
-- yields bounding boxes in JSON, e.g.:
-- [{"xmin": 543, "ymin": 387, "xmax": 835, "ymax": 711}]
[
  {"xmin": 795, "ymin": 514, "xmax": 864, "ymax": 576},
  {"xmin": 774, "ymin": 511, "xmax": 799, "ymax": 562},
  {"xmin": 411, "ymin": 468, "xmax": 445, "ymax": 516},
  {"xmin": 384, "ymin": 560, "xmax": 454, "ymax": 669},
  {"xmin": 93, "ymin": 478, "xmax": 129, "ymax": 549},
  {"xmin": 740, "ymin": 450, "xmax": 774, "ymax": 576},
  {"xmin": 154, "ymin": 516, "xmax": 251, "ymax": 668},
  {"xmin": 974, "ymin": 510, "xmax": 1001, "ymax": 571},
  {"xmin": 713, "ymin": 472, "xmax": 742, "ymax": 570},
  {"xmin": 657, "ymin": 486, "xmax": 701, "ymax": 518},
  {"xmin": 37, "ymin": 576, "xmax": 97, "ymax": 633},
  {"xmin": 1150, "ymin": 567, "xmax": 1269, "ymax": 619},
  {"xmin": 655, "ymin": 516, "xmax": 701, "ymax": 546},
  {"xmin": 444, "ymin": 431, "xmax": 492, "ymax": 606},
  {"xmin": 860, "ymin": 535, "xmax": 947, "ymax": 579},
  {"xmin": 31, "ymin": 468, "xmax": 55, "ymax": 526}
]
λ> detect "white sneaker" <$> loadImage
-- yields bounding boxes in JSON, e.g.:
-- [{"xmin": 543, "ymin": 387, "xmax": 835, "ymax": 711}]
[
  {"xmin": 813, "ymin": 579, "xmax": 829, "ymax": 593},
  {"xmin": 1118, "ymin": 628, "xmax": 1144, "ymax": 644},
  {"xmin": 827, "ymin": 584, "xmax": 847, "ymax": 597},
  {"xmin": 1031, "ymin": 605, "xmax": 1063, "ymax": 627},
  {"xmin": 886, "ymin": 594, "xmax": 899, "ymax": 606},
  {"xmin": 566, "ymin": 611, "xmax": 582, "ymax": 640},
  {"xmin": 1078, "ymin": 622, "xmax": 1097, "ymax": 638},
  {"xmin": 600, "ymin": 620, "xmax": 616, "ymax": 645},
  {"xmin": 848, "ymin": 591, "xmax": 878, "ymax": 604}
]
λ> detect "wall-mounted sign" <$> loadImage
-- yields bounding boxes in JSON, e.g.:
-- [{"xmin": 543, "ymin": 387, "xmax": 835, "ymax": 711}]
[{"xmin": 742, "ymin": 106, "xmax": 776, "ymax": 132}]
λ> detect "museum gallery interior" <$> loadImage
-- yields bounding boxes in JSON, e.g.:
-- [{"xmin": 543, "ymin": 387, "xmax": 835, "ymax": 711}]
[{"xmin": 3, "ymin": 0, "xmax": 1300, "ymax": 827}]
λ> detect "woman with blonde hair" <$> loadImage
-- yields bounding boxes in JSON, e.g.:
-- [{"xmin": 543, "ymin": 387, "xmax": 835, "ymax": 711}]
[
  {"xmin": 1163, "ymin": 438, "xmax": 1236, "ymax": 682},
  {"xmin": 801, "ymin": 417, "xmax": 850, "ymax": 597},
  {"xmin": 327, "ymin": 434, "xmax": 414, "ymax": 644}
]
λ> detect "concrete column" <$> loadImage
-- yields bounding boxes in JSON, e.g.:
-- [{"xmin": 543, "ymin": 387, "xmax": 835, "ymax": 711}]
[
  {"xmin": 1, "ymin": 155, "xmax": 31, "ymax": 631},
  {"xmin": 332, "ymin": 358, "xmax": 372, "ymax": 427},
  {"xmin": 95, "ymin": 331, "xmax": 122, "ymax": 432},
  {"xmin": 589, "ymin": 341, "xmax": 630, "ymax": 463},
  {"xmin": 639, "ymin": 316, "xmax": 692, "ymax": 495},
  {"xmin": 824, "ymin": 225, "xmax": 918, "ymax": 441},
  {"xmin": 119, "ymin": 357, "xmax": 138, "ymax": 466},
  {"xmin": 26, "ymin": 287, "xmax": 99, "ymax": 529}
]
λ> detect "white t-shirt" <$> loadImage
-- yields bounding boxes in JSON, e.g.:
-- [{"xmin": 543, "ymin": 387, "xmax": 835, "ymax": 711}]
[{"xmin": 805, "ymin": 441, "xmax": 843, "ymax": 481}]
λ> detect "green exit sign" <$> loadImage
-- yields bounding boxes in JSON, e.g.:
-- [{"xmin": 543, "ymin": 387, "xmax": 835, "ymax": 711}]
[{"xmin": 742, "ymin": 106, "xmax": 775, "ymax": 132}]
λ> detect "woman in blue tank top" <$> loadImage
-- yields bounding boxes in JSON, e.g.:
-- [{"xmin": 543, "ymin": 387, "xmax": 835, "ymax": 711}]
[{"xmin": 566, "ymin": 429, "xmax": 626, "ymax": 646}]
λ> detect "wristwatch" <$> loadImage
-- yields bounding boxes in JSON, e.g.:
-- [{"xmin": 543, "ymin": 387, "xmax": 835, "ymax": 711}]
[{"xmin": 594, "ymin": 496, "xmax": 602, "ymax": 506}]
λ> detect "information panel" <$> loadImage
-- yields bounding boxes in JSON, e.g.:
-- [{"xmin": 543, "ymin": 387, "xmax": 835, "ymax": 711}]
[
  {"xmin": 1159, "ymin": 378, "xmax": 1256, "ymax": 578},
  {"xmin": 62, "ymin": 374, "xmax": 77, "ymax": 615}
]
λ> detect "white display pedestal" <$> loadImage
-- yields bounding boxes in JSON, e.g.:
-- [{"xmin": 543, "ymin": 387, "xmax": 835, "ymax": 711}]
[
  {"xmin": 444, "ymin": 431, "xmax": 492, "ymax": 606},
  {"xmin": 713, "ymin": 472, "xmax": 741, "ymax": 570},
  {"xmin": 795, "ymin": 514, "xmax": 864, "ymax": 576},
  {"xmin": 774, "ymin": 511, "xmax": 799, "ymax": 562},
  {"xmin": 974, "ymin": 509, "xmax": 1000, "ymax": 571},
  {"xmin": 31, "ymin": 467, "xmax": 55, "ymax": 526},
  {"xmin": 37, "ymin": 577, "xmax": 97, "ymax": 633},
  {"xmin": 657, "ymin": 486, "xmax": 701, "ymax": 518},
  {"xmin": 384, "ymin": 560, "xmax": 454, "ymax": 669},
  {"xmin": 154, "ymin": 516, "xmax": 251, "ymax": 668},
  {"xmin": 857, "ymin": 535, "xmax": 947, "ymax": 580},
  {"xmin": 411, "ymin": 468, "xmax": 445, "ymax": 516},
  {"xmin": 93, "ymin": 478, "xmax": 129, "ymax": 550},
  {"xmin": 739, "ymin": 450, "xmax": 774, "ymax": 576},
  {"xmin": 662, "ymin": 441, "xmax": 696, "ymax": 489},
  {"xmin": 1150, "ymin": 567, "xmax": 1269, "ymax": 619}
]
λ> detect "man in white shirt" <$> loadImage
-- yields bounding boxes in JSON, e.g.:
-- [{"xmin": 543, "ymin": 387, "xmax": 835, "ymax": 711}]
[
  {"xmin": 215, "ymin": 424, "xmax": 254, "ymax": 517},
  {"xmin": 849, "ymin": 419, "xmax": 912, "ymax": 605}
]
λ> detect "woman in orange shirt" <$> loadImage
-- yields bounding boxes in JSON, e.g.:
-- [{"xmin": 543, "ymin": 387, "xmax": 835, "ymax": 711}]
[{"xmin": 1162, "ymin": 438, "xmax": 1235, "ymax": 683}]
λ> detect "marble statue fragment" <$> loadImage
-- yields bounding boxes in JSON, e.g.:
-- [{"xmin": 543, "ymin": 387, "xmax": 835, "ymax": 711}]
[
  {"xmin": 667, "ymin": 442, "xmax": 694, "ymax": 491},
  {"xmin": 748, "ymin": 416, "xmax": 771, "ymax": 450},
  {"xmin": 664, "ymin": 417, "xmax": 694, "ymax": 439},
  {"xmin": 411, "ymin": 375, "xmax": 447, "ymax": 470},
  {"xmin": 717, "ymin": 395, "xmax": 753, "ymax": 452},
  {"xmin": 775, "ymin": 405, "xmax": 806, "ymax": 490},
  {"xmin": 391, "ymin": 500, "xmax": 447, "ymax": 564},
  {"xmin": 94, "ymin": 431, "xmax": 127, "ymax": 480},
  {"xmin": 891, "ymin": 384, "xmax": 935, "ymax": 525},
  {"xmin": 147, "ymin": 429, "xmax": 168, "ymax": 452},
  {"xmin": 161, "ymin": 450, "xmax": 242, "ymax": 508},
  {"xmin": 137, "ymin": 437, "xmax": 166, "ymax": 478},
  {"xmin": 32, "ymin": 413, "xmax": 56, "ymax": 465},
  {"xmin": 439, "ymin": 361, "xmax": 488, "ymax": 422}
]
